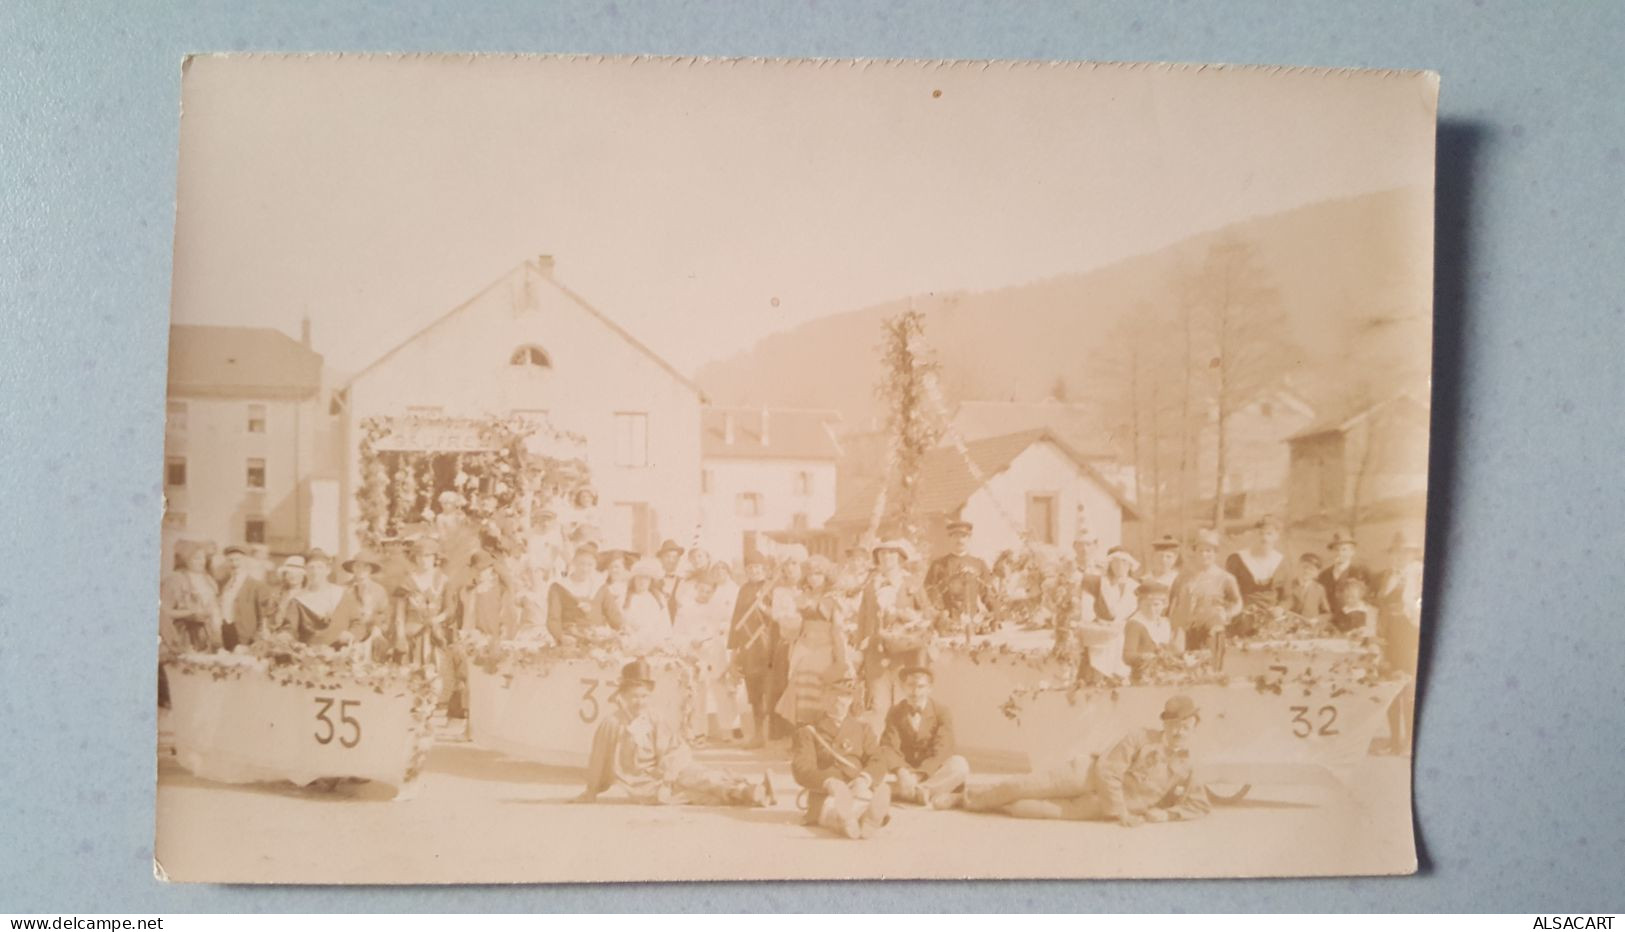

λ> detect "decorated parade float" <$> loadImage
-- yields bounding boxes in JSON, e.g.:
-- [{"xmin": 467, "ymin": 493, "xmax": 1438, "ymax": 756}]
[
  {"xmin": 930, "ymin": 613, "xmax": 1406, "ymax": 801},
  {"xmin": 161, "ymin": 638, "xmax": 438, "ymax": 797},
  {"xmin": 463, "ymin": 636, "xmax": 704, "ymax": 766}
]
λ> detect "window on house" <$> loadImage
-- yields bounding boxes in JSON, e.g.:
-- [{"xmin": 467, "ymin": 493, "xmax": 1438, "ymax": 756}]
[
  {"xmin": 614, "ymin": 412, "xmax": 649, "ymax": 467},
  {"xmin": 247, "ymin": 403, "xmax": 266, "ymax": 433},
  {"xmin": 163, "ymin": 510, "xmax": 186, "ymax": 530},
  {"xmin": 1026, "ymin": 493, "xmax": 1058, "ymax": 545},
  {"xmin": 328, "ymin": 388, "xmax": 348, "ymax": 416},
  {"xmin": 165, "ymin": 457, "xmax": 186, "ymax": 488},
  {"xmin": 794, "ymin": 470, "xmax": 813, "ymax": 495},
  {"xmin": 509, "ymin": 345, "xmax": 552, "ymax": 368},
  {"xmin": 736, "ymin": 493, "xmax": 762, "ymax": 518},
  {"xmin": 246, "ymin": 458, "xmax": 266, "ymax": 490},
  {"xmin": 791, "ymin": 512, "xmax": 809, "ymax": 531},
  {"xmin": 244, "ymin": 517, "xmax": 266, "ymax": 544},
  {"xmin": 701, "ymin": 469, "xmax": 713, "ymax": 494},
  {"xmin": 166, "ymin": 400, "xmax": 187, "ymax": 431}
]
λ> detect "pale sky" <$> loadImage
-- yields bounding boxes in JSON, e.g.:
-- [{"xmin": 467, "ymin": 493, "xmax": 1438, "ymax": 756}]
[{"xmin": 171, "ymin": 56, "xmax": 1436, "ymax": 376}]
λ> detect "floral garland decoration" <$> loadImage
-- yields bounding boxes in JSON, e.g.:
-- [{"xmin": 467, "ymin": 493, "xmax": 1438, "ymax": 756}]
[{"xmin": 872, "ymin": 307, "xmax": 943, "ymax": 550}]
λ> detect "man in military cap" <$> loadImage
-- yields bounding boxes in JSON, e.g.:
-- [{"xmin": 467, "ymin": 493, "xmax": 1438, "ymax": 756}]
[
  {"xmin": 791, "ymin": 667, "xmax": 893, "ymax": 839},
  {"xmin": 924, "ymin": 520, "xmax": 991, "ymax": 635},
  {"xmin": 965, "ymin": 695, "xmax": 1211, "ymax": 825},
  {"xmin": 575, "ymin": 659, "xmax": 773, "ymax": 807},
  {"xmin": 1143, "ymin": 534, "xmax": 1182, "ymax": 591}
]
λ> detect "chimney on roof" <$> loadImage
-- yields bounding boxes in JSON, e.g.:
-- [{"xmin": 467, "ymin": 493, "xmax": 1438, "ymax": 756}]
[
  {"xmin": 300, "ymin": 315, "xmax": 312, "ymax": 348},
  {"xmin": 760, "ymin": 407, "xmax": 771, "ymax": 447},
  {"xmin": 723, "ymin": 412, "xmax": 735, "ymax": 446},
  {"xmin": 535, "ymin": 255, "xmax": 555, "ymax": 277}
]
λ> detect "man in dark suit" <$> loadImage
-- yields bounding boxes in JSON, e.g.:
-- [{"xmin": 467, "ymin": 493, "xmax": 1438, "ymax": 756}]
[
  {"xmin": 1318, "ymin": 529, "xmax": 1372, "ymax": 618},
  {"xmin": 655, "ymin": 539, "xmax": 686, "ymax": 623},
  {"xmin": 727, "ymin": 552, "xmax": 775, "ymax": 748},
  {"xmin": 879, "ymin": 665, "xmax": 969, "ymax": 809},
  {"xmin": 791, "ymin": 668, "xmax": 892, "ymax": 839},
  {"xmin": 924, "ymin": 520, "xmax": 991, "ymax": 633}
]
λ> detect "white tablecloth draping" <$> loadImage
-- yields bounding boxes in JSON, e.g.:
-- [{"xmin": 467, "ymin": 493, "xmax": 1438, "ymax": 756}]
[
  {"xmin": 467, "ymin": 656, "xmax": 698, "ymax": 767},
  {"xmin": 164, "ymin": 661, "xmax": 434, "ymax": 794}
]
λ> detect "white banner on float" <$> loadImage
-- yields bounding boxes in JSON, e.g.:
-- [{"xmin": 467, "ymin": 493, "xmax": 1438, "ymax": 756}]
[
  {"xmin": 164, "ymin": 664, "xmax": 431, "ymax": 793},
  {"xmin": 467, "ymin": 657, "xmax": 698, "ymax": 766}
]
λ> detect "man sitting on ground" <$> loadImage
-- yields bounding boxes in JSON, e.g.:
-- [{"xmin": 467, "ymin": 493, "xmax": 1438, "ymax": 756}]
[
  {"xmin": 574, "ymin": 659, "xmax": 773, "ymax": 807},
  {"xmin": 964, "ymin": 695, "xmax": 1211, "ymax": 826},
  {"xmin": 791, "ymin": 667, "xmax": 893, "ymax": 839},
  {"xmin": 878, "ymin": 665, "xmax": 969, "ymax": 809}
]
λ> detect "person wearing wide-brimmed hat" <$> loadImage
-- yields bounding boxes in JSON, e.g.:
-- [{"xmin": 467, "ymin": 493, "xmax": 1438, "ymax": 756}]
[
  {"xmin": 965, "ymin": 695, "xmax": 1211, "ymax": 825},
  {"xmin": 548, "ymin": 547, "xmax": 611, "ymax": 644},
  {"xmin": 1318, "ymin": 529, "xmax": 1372, "ymax": 618},
  {"xmin": 855, "ymin": 538, "xmax": 932, "ymax": 712},
  {"xmin": 310, "ymin": 549, "xmax": 388, "ymax": 650},
  {"xmin": 576, "ymin": 659, "xmax": 773, "ymax": 808},
  {"xmin": 1168, "ymin": 529, "xmax": 1243, "ymax": 658},
  {"xmin": 924, "ymin": 520, "xmax": 991, "ymax": 634},
  {"xmin": 791, "ymin": 665, "xmax": 893, "ymax": 839},
  {"xmin": 392, "ymin": 537, "xmax": 452, "ymax": 671},
  {"xmin": 620, "ymin": 558, "xmax": 672, "ymax": 652}
]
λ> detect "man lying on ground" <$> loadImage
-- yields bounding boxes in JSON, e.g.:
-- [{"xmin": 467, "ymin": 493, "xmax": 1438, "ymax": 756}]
[
  {"xmin": 574, "ymin": 659, "xmax": 774, "ymax": 807},
  {"xmin": 963, "ymin": 695, "xmax": 1211, "ymax": 826}
]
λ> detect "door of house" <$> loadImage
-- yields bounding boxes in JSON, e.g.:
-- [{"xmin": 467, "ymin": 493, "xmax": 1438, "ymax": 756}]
[
  {"xmin": 612, "ymin": 501, "xmax": 653, "ymax": 554},
  {"xmin": 1026, "ymin": 493, "xmax": 1057, "ymax": 545}
]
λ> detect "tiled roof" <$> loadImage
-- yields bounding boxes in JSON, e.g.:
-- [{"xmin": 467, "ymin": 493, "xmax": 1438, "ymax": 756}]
[
  {"xmin": 829, "ymin": 428, "xmax": 1138, "ymax": 526},
  {"xmin": 949, "ymin": 401, "xmax": 1115, "ymax": 458},
  {"xmin": 168, "ymin": 325, "xmax": 324, "ymax": 399},
  {"xmin": 702, "ymin": 408, "xmax": 842, "ymax": 461}
]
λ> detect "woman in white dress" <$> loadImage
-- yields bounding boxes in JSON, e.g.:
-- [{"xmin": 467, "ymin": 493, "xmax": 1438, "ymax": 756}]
[
  {"xmin": 1078, "ymin": 548, "xmax": 1133, "ymax": 683},
  {"xmin": 621, "ymin": 558, "xmax": 671, "ymax": 652}
]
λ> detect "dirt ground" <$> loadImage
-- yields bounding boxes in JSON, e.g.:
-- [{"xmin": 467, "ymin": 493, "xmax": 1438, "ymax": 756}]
[{"xmin": 154, "ymin": 731, "xmax": 1417, "ymax": 883}]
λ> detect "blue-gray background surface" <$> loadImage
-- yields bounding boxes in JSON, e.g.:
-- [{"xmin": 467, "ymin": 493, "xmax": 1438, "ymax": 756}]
[{"xmin": 1, "ymin": 0, "xmax": 1621, "ymax": 914}]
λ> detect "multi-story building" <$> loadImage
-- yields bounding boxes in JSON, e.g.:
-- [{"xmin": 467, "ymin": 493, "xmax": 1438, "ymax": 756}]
[
  {"xmin": 696, "ymin": 407, "xmax": 842, "ymax": 561},
  {"xmin": 162, "ymin": 323, "xmax": 325, "ymax": 565}
]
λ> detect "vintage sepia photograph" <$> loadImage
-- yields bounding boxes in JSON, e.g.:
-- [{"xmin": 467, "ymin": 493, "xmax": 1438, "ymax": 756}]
[{"xmin": 155, "ymin": 55, "xmax": 1437, "ymax": 883}]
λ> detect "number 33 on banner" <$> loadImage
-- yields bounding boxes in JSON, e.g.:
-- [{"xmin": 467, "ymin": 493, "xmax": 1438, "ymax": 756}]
[
  {"xmin": 313, "ymin": 696, "xmax": 363, "ymax": 748},
  {"xmin": 1289, "ymin": 704, "xmax": 1340, "ymax": 738}
]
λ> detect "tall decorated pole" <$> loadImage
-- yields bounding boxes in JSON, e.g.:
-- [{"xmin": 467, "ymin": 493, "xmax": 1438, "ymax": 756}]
[{"xmin": 872, "ymin": 305, "xmax": 942, "ymax": 551}]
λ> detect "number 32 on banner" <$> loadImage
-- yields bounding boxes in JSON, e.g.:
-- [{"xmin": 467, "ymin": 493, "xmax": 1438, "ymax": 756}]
[
  {"xmin": 313, "ymin": 697, "xmax": 363, "ymax": 748},
  {"xmin": 1289, "ymin": 704, "xmax": 1339, "ymax": 738}
]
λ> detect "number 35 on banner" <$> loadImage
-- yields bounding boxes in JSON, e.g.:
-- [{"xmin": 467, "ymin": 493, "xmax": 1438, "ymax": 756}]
[{"xmin": 313, "ymin": 696, "xmax": 364, "ymax": 748}]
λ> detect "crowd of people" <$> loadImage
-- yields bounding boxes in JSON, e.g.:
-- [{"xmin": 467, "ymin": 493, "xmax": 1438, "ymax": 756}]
[{"xmin": 159, "ymin": 486, "xmax": 1423, "ymax": 835}]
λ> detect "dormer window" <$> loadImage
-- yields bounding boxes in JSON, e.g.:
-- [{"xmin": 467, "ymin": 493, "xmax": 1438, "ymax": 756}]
[{"xmin": 509, "ymin": 345, "xmax": 552, "ymax": 369}]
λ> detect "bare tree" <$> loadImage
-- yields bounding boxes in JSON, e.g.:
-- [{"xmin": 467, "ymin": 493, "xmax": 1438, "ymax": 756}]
[{"xmin": 1183, "ymin": 237, "xmax": 1293, "ymax": 529}]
